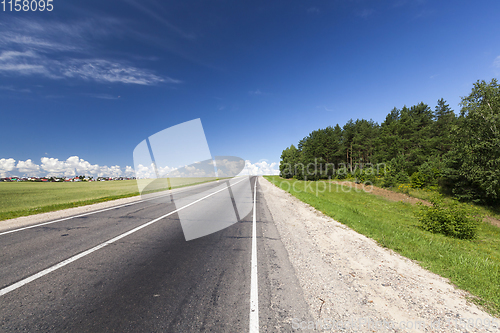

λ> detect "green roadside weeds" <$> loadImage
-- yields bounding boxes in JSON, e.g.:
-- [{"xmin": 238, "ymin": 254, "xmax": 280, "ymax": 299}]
[
  {"xmin": 264, "ymin": 175, "xmax": 500, "ymax": 317},
  {"xmin": 0, "ymin": 178, "xmax": 221, "ymax": 221},
  {"xmin": 405, "ymin": 186, "xmax": 500, "ymax": 224}
]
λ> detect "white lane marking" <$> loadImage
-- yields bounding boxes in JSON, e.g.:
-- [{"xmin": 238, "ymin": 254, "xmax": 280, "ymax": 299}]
[
  {"xmin": 249, "ymin": 177, "xmax": 259, "ymax": 333},
  {"xmin": 0, "ymin": 179, "xmax": 224, "ymax": 237},
  {"xmin": 0, "ymin": 177, "xmax": 249, "ymax": 297}
]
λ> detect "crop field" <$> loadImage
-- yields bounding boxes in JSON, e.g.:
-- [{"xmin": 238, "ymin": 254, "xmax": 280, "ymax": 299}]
[{"xmin": 0, "ymin": 177, "xmax": 217, "ymax": 221}]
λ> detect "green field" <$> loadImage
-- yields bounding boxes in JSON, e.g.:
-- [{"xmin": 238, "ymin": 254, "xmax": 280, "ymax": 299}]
[
  {"xmin": 0, "ymin": 177, "xmax": 218, "ymax": 221},
  {"xmin": 264, "ymin": 176, "xmax": 500, "ymax": 317}
]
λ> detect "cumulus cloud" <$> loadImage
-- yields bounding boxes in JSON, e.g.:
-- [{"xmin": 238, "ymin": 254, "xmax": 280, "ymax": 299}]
[
  {"xmin": 215, "ymin": 158, "xmax": 245, "ymax": 177},
  {"xmin": 134, "ymin": 163, "xmax": 156, "ymax": 179},
  {"xmin": 0, "ymin": 156, "xmax": 136, "ymax": 178},
  {"xmin": 1, "ymin": 156, "xmax": 279, "ymax": 179},
  {"xmin": 124, "ymin": 166, "xmax": 136, "ymax": 177},
  {"xmin": 16, "ymin": 159, "xmax": 40, "ymax": 175},
  {"xmin": 242, "ymin": 160, "xmax": 279, "ymax": 176},
  {"xmin": 40, "ymin": 156, "xmax": 132, "ymax": 177},
  {"xmin": 0, "ymin": 158, "xmax": 16, "ymax": 177},
  {"xmin": 40, "ymin": 157, "xmax": 72, "ymax": 176}
]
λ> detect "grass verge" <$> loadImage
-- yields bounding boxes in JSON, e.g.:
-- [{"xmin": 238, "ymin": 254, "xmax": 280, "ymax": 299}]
[
  {"xmin": 405, "ymin": 187, "xmax": 500, "ymax": 222},
  {"xmin": 264, "ymin": 176, "xmax": 500, "ymax": 317}
]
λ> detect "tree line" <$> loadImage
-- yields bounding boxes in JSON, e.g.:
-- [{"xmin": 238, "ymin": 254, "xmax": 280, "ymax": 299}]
[{"xmin": 280, "ymin": 79, "xmax": 500, "ymax": 205}]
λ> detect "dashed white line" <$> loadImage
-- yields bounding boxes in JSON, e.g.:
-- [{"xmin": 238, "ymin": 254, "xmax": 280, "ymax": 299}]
[
  {"xmin": 0, "ymin": 177, "xmax": 249, "ymax": 297},
  {"xmin": 249, "ymin": 177, "xmax": 259, "ymax": 333}
]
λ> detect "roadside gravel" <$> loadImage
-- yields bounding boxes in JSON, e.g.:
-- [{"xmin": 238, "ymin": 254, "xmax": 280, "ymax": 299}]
[{"xmin": 259, "ymin": 176, "xmax": 499, "ymax": 332}]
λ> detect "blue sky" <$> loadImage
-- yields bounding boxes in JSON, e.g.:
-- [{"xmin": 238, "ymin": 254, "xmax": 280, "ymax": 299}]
[{"xmin": 1, "ymin": 0, "xmax": 499, "ymax": 177}]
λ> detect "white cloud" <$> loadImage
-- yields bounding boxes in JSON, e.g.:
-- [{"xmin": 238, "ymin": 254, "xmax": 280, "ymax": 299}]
[
  {"xmin": 0, "ymin": 18, "xmax": 179, "ymax": 85},
  {"xmin": 0, "ymin": 50, "xmax": 52, "ymax": 76},
  {"xmin": 0, "ymin": 50, "xmax": 37, "ymax": 61},
  {"xmin": 215, "ymin": 158, "xmax": 245, "ymax": 177},
  {"xmin": 307, "ymin": 7, "xmax": 320, "ymax": 14},
  {"xmin": 124, "ymin": 166, "xmax": 136, "ymax": 177},
  {"xmin": 64, "ymin": 156, "xmax": 100, "ymax": 175},
  {"xmin": 40, "ymin": 157, "xmax": 72, "ymax": 176},
  {"xmin": 242, "ymin": 160, "xmax": 279, "ymax": 176},
  {"xmin": 1, "ymin": 156, "xmax": 280, "ymax": 178},
  {"xmin": 135, "ymin": 163, "xmax": 156, "ymax": 179},
  {"xmin": 0, "ymin": 51, "xmax": 171, "ymax": 85},
  {"xmin": 0, "ymin": 158, "xmax": 16, "ymax": 177},
  {"xmin": 0, "ymin": 18, "xmax": 117, "ymax": 52},
  {"xmin": 62, "ymin": 59, "xmax": 169, "ymax": 85},
  {"xmin": 34, "ymin": 156, "xmax": 136, "ymax": 178},
  {"xmin": 16, "ymin": 159, "xmax": 40, "ymax": 175},
  {"xmin": 99, "ymin": 165, "xmax": 123, "ymax": 178}
]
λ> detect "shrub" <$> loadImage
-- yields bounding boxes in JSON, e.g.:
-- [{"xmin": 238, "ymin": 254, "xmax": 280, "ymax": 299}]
[
  {"xmin": 411, "ymin": 160, "xmax": 442, "ymax": 188},
  {"xmin": 410, "ymin": 172, "xmax": 425, "ymax": 188},
  {"xmin": 416, "ymin": 195, "xmax": 482, "ymax": 240}
]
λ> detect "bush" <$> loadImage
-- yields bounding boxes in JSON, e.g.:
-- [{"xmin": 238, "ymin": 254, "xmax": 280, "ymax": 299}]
[
  {"xmin": 416, "ymin": 195, "xmax": 482, "ymax": 240},
  {"xmin": 410, "ymin": 172, "xmax": 426, "ymax": 188},
  {"xmin": 410, "ymin": 159, "xmax": 442, "ymax": 188},
  {"xmin": 381, "ymin": 156, "xmax": 410, "ymax": 187}
]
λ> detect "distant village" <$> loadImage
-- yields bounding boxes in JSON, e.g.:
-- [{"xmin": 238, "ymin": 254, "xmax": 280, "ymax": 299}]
[{"xmin": 0, "ymin": 176, "xmax": 136, "ymax": 182}]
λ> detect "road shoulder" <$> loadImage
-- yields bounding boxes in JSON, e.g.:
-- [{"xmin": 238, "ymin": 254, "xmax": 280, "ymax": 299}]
[{"xmin": 257, "ymin": 177, "xmax": 313, "ymax": 331}]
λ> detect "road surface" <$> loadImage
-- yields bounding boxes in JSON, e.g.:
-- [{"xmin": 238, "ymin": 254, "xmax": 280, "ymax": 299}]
[{"xmin": 0, "ymin": 176, "xmax": 311, "ymax": 332}]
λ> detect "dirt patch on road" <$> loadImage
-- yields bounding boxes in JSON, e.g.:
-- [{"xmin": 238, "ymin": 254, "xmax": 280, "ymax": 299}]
[{"xmin": 259, "ymin": 177, "xmax": 498, "ymax": 332}]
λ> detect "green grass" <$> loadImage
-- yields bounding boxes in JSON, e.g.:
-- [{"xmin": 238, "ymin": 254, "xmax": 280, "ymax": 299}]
[
  {"xmin": 0, "ymin": 177, "xmax": 219, "ymax": 221},
  {"xmin": 406, "ymin": 187, "xmax": 500, "ymax": 222},
  {"xmin": 264, "ymin": 176, "xmax": 500, "ymax": 317}
]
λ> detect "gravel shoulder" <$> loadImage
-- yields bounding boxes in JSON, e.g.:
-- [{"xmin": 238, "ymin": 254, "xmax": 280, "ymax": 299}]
[{"xmin": 259, "ymin": 176, "xmax": 499, "ymax": 332}]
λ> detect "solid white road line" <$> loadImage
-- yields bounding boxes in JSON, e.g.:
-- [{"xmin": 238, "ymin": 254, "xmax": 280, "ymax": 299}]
[
  {"xmin": 0, "ymin": 177, "xmax": 249, "ymax": 297},
  {"xmin": 249, "ymin": 177, "xmax": 259, "ymax": 333},
  {"xmin": 0, "ymin": 179, "xmax": 224, "ymax": 237}
]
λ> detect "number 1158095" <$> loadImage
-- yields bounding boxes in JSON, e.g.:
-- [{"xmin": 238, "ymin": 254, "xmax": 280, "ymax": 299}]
[{"xmin": 2, "ymin": 0, "xmax": 53, "ymax": 11}]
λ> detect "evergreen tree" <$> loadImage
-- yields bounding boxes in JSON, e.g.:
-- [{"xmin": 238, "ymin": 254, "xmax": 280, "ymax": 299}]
[
  {"xmin": 432, "ymin": 98, "xmax": 456, "ymax": 155},
  {"xmin": 445, "ymin": 79, "xmax": 500, "ymax": 203},
  {"xmin": 278, "ymin": 79, "xmax": 498, "ymax": 205}
]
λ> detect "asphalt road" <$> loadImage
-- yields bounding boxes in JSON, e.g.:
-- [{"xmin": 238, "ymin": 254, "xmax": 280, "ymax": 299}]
[{"xmin": 0, "ymin": 176, "xmax": 311, "ymax": 332}]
